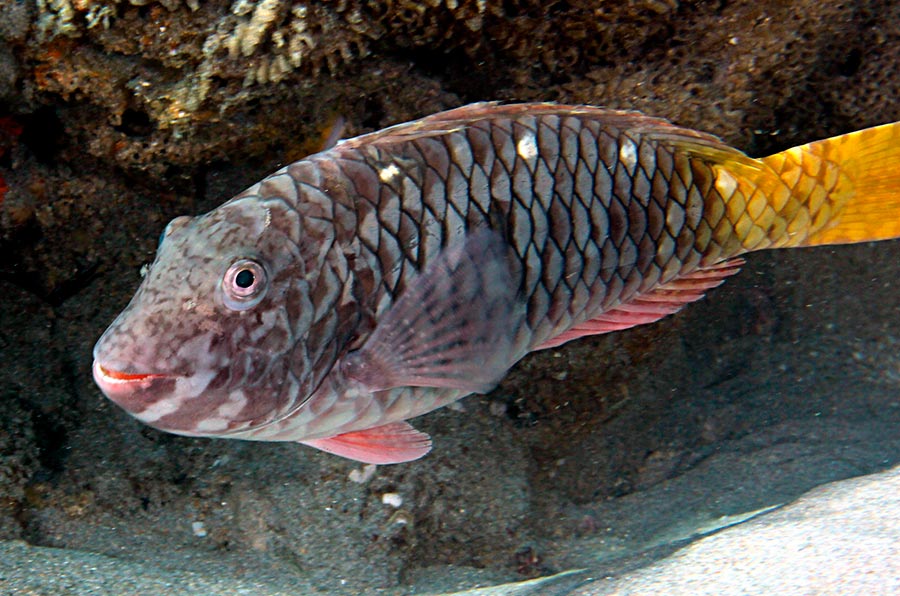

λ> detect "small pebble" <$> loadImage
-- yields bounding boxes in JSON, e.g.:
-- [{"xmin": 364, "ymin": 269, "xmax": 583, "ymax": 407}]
[
  {"xmin": 348, "ymin": 463, "xmax": 377, "ymax": 484},
  {"xmin": 447, "ymin": 401, "xmax": 466, "ymax": 412},
  {"xmin": 381, "ymin": 492, "xmax": 403, "ymax": 508},
  {"xmin": 191, "ymin": 521, "xmax": 207, "ymax": 538},
  {"xmin": 489, "ymin": 401, "xmax": 507, "ymax": 417}
]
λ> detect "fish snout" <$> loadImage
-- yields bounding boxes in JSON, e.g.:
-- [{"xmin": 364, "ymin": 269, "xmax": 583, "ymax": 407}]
[{"xmin": 91, "ymin": 359, "xmax": 177, "ymax": 414}]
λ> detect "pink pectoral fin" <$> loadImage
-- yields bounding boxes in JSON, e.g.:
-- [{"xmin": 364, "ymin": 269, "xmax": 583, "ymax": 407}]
[{"xmin": 299, "ymin": 421, "xmax": 432, "ymax": 464}]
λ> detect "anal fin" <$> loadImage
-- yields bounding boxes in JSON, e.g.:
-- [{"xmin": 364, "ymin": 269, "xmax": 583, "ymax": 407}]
[
  {"xmin": 537, "ymin": 258, "xmax": 744, "ymax": 350},
  {"xmin": 300, "ymin": 421, "xmax": 432, "ymax": 464}
]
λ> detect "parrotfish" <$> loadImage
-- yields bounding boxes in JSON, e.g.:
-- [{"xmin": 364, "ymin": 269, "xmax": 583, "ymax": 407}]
[{"xmin": 92, "ymin": 102, "xmax": 900, "ymax": 464}]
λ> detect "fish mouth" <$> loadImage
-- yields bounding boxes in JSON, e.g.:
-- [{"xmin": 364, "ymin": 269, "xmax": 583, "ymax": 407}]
[
  {"xmin": 93, "ymin": 361, "xmax": 166, "ymax": 384},
  {"xmin": 92, "ymin": 360, "xmax": 174, "ymax": 403}
]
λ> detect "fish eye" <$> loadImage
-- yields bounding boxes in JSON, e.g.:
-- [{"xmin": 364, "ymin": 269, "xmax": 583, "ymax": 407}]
[
  {"xmin": 222, "ymin": 258, "xmax": 268, "ymax": 311},
  {"xmin": 235, "ymin": 269, "xmax": 254, "ymax": 288}
]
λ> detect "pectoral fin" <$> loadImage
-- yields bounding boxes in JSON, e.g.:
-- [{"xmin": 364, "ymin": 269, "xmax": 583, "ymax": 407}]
[
  {"xmin": 300, "ymin": 421, "xmax": 432, "ymax": 464},
  {"xmin": 341, "ymin": 230, "xmax": 523, "ymax": 394}
]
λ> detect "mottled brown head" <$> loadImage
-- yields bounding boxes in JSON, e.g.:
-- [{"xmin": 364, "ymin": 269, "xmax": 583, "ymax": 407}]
[{"xmin": 92, "ymin": 193, "xmax": 340, "ymax": 437}]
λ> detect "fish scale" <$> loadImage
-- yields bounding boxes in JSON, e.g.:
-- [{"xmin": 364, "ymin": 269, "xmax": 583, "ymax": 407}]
[
  {"xmin": 307, "ymin": 107, "xmax": 732, "ymax": 348},
  {"xmin": 92, "ymin": 102, "xmax": 900, "ymax": 464}
]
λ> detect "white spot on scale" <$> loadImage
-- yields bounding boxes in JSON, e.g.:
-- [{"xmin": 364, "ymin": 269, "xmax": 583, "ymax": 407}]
[
  {"xmin": 134, "ymin": 394, "xmax": 184, "ymax": 423},
  {"xmin": 178, "ymin": 369, "xmax": 219, "ymax": 399},
  {"xmin": 133, "ymin": 369, "xmax": 218, "ymax": 425},
  {"xmin": 618, "ymin": 138, "xmax": 637, "ymax": 174},
  {"xmin": 378, "ymin": 163, "xmax": 401, "ymax": 182},
  {"xmin": 194, "ymin": 417, "xmax": 231, "ymax": 433},
  {"xmin": 217, "ymin": 391, "xmax": 248, "ymax": 418},
  {"xmin": 516, "ymin": 134, "xmax": 538, "ymax": 161},
  {"xmin": 715, "ymin": 168, "xmax": 739, "ymax": 199}
]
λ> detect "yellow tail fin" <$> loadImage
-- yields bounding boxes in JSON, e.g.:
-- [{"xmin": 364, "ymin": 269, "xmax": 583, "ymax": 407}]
[{"xmin": 761, "ymin": 122, "xmax": 900, "ymax": 247}]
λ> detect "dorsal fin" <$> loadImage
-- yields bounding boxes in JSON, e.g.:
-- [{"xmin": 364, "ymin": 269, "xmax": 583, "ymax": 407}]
[{"xmin": 333, "ymin": 102, "xmax": 725, "ymax": 152}]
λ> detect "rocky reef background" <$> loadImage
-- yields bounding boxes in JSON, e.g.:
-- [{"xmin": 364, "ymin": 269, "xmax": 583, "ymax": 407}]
[{"xmin": 2, "ymin": 1, "xmax": 900, "ymax": 594}]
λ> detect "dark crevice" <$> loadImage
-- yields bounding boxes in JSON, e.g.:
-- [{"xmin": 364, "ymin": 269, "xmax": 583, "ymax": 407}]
[
  {"xmin": 838, "ymin": 48, "xmax": 863, "ymax": 77},
  {"xmin": 192, "ymin": 164, "xmax": 208, "ymax": 205},
  {"xmin": 115, "ymin": 108, "xmax": 154, "ymax": 138},
  {"xmin": 30, "ymin": 411, "xmax": 68, "ymax": 475},
  {"xmin": 0, "ymin": 260, "xmax": 100, "ymax": 307},
  {"xmin": 360, "ymin": 95, "xmax": 387, "ymax": 130},
  {"xmin": 376, "ymin": 42, "xmax": 511, "ymax": 104},
  {"xmin": 18, "ymin": 107, "xmax": 65, "ymax": 164}
]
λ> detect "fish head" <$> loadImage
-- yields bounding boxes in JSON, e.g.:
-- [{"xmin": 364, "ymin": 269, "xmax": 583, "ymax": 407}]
[{"xmin": 92, "ymin": 195, "xmax": 331, "ymax": 437}]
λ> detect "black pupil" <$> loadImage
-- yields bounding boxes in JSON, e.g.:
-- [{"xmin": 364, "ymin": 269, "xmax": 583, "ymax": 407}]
[{"xmin": 235, "ymin": 269, "xmax": 255, "ymax": 289}]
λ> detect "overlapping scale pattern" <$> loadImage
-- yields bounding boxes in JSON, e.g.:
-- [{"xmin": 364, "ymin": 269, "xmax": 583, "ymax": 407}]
[
  {"xmin": 250, "ymin": 104, "xmax": 860, "ymax": 359},
  {"xmin": 300, "ymin": 106, "xmax": 768, "ymax": 348}
]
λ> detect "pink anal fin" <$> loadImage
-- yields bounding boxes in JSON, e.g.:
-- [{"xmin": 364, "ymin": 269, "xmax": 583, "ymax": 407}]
[
  {"xmin": 341, "ymin": 229, "xmax": 523, "ymax": 394},
  {"xmin": 299, "ymin": 421, "xmax": 432, "ymax": 464},
  {"xmin": 537, "ymin": 258, "xmax": 745, "ymax": 350}
]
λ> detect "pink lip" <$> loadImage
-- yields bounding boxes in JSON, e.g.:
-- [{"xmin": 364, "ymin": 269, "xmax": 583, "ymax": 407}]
[{"xmin": 92, "ymin": 361, "xmax": 169, "ymax": 396}]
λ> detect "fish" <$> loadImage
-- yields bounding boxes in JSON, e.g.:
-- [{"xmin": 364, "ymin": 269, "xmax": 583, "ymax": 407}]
[{"xmin": 92, "ymin": 102, "xmax": 900, "ymax": 464}]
